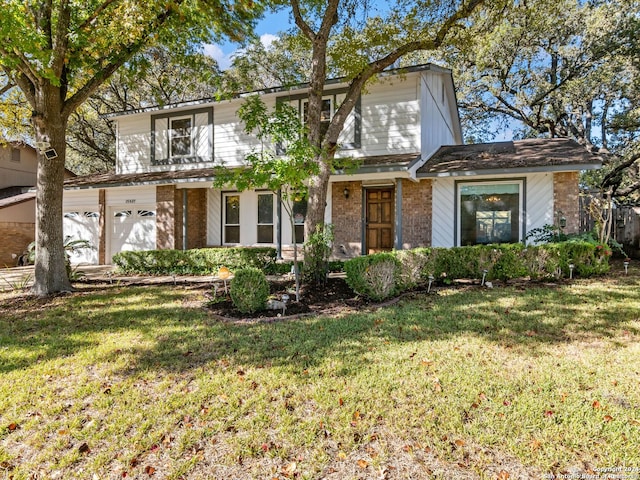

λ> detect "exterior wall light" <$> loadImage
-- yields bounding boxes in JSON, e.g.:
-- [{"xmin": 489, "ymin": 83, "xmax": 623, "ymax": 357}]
[{"xmin": 343, "ymin": 187, "xmax": 350, "ymax": 199}]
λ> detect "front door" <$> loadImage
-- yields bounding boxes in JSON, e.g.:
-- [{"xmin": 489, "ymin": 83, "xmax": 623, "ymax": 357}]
[{"xmin": 365, "ymin": 188, "xmax": 394, "ymax": 253}]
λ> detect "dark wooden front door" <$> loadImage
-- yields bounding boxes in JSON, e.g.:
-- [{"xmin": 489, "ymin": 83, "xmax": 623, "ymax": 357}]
[{"xmin": 366, "ymin": 188, "xmax": 394, "ymax": 253}]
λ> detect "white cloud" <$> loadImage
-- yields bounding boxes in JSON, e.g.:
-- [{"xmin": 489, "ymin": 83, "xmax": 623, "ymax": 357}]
[
  {"xmin": 203, "ymin": 43, "xmax": 233, "ymax": 70},
  {"xmin": 260, "ymin": 33, "xmax": 279, "ymax": 49}
]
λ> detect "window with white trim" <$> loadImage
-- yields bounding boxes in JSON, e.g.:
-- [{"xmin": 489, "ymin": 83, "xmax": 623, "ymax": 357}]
[
  {"xmin": 257, "ymin": 193, "xmax": 274, "ymax": 243},
  {"xmin": 224, "ymin": 194, "xmax": 240, "ymax": 244},
  {"xmin": 170, "ymin": 117, "xmax": 192, "ymax": 158},
  {"xmin": 458, "ymin": 181, "xmax": 523, "ymax": 246}
]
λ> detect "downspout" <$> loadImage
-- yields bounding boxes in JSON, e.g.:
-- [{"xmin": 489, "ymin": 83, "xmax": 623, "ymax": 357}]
[{"xmin": 276, "ymin": 190, "xmax": 282, "ymax": 260}]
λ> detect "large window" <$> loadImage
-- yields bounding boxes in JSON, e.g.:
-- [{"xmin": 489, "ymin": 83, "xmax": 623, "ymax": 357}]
[
  {"xmin": 303, "ymin": 98, "xmax": 332, "ymax": 137},
  {"xmin": 458, "ymin": 182, "xmax": 522, "ymax": 246},
  {"xmin": 224, "ymin": 195, "xmax": 240, "ymax": 244},
  {"xmin": 257, "ymin": 194, "xmax": 274, "ymax": 243}
]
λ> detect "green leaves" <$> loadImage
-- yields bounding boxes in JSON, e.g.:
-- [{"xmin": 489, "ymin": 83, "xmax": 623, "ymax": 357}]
[{"xmin": 214, "ymin": 95, "xmax": 319, "ymax": 201}]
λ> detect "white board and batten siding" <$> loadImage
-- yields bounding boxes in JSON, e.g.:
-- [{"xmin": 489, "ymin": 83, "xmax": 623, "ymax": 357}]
[
  {"xmin": 213, "ymin": 100, "xmax": 265, "ymax": 167},
  {"xmin": 356, "ymin": 76, "xmax": 421, "ymax": 158},
  {"xmin": 421, "ymin": 72, "xmax": 458, "ymax": 158},
  {"xmin": 116, "ymin": 115, "xmax": 151, "ymax": 174},
  {"xmin": 430, "ymin": 173, "xmax": 555, "ymax": 248},
  {"xmin": 63, "ymin": 190, "xmax": 101, "ymax": 264}
]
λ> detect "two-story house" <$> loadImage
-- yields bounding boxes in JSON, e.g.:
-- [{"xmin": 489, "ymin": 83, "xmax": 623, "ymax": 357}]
[{"xmin": 62, "ymin": 64, "xmax": 602, "ymax": 264}]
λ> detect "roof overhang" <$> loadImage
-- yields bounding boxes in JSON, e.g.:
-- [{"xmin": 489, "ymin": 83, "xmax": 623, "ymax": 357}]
[{"xmin": 417, "ymin": 162, "xmax": 603, "ymax": 178}]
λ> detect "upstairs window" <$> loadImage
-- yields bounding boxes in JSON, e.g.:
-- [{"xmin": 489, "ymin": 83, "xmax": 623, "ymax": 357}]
[
  {"xmin": 277, "ymin": 89, "xmax": 360, "ymax": 151},
  {"xmin": 151, "ymin": 107, "xmax": 213, "ymax": 165},
  {"xmin": 11, "ymin": 148, "xmax": 20, "ymax": 162},
  {"xmin": 170, "ymin": 117, "xmax": 192, "ymax": 158}
]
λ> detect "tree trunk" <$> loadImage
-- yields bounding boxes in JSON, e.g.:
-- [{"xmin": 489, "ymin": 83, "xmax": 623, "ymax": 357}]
[{"xmin": 31, "ymin": 88, "xmax": 72, "ymax": 295}]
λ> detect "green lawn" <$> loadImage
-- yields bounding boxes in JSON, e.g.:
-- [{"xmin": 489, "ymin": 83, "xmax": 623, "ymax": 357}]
[{"xmin": 1, "ymin": 269, "xmax": 639, "ymax": 479}]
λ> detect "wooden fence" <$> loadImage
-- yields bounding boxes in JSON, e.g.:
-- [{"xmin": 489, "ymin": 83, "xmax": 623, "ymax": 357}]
[{"xmin": 580, "ymin": 193, "xmax": 640, "ymax": 258}]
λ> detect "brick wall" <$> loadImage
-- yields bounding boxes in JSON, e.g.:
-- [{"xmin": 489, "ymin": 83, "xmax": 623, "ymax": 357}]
[
  {"xmin": 332, "ymin": 181, "xmax": 363, "ymax": 257},
  {"xmin": 0, "ymin": 222, "xmax": 34, "ymax": 267},
  {"xmin": 156, "ymin": 185, "xmax": 180, "ymax": 250},
  {"xmin": 186, "ymin": 189, "xmax": 207, "ymax": 249},
  {"xmin": 554, "ymin": 172, "xmax": 580, "ymax": 234},
  {"xmin": 401, "ymin": 178, "xmax": 432, "ymax": 248}
]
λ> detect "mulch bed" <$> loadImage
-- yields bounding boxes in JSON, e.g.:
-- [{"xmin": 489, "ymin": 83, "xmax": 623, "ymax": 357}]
[{"xmin": 205, "ymin": 276, "xmax": 370, "ymax": 320}]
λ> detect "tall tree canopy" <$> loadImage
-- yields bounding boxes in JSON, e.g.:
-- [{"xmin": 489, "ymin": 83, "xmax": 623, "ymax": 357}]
[
  {"xmin": 235, "ymin": 0, "xmax": 492, "ymax": 247},
  {"xmin": 443, "ymin": 0, "xmax": 640, "ymax": 200},
  {"xmin": 0, "ymin": 0, "xmax": 261, "ymax": 295}
]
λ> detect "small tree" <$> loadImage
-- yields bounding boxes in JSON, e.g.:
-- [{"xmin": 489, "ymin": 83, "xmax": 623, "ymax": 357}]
[{"xmin": 213, "ymin": 95, "xmax": 318, "ymax": 301}]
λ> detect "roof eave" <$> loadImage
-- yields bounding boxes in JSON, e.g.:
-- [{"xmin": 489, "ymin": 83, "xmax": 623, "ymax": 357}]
[{"xmin": 416, "ymin": 162, "xmax": 602, "ymax": 178}]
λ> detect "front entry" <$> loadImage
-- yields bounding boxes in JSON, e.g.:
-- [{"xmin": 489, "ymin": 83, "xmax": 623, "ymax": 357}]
[{"xmin": 365, "ymin": 187, "xmax": 394, "ymax": 253}]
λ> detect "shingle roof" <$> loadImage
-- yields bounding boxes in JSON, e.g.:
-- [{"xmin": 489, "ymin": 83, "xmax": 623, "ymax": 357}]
[
  {"xmin": 416, "ymin": 138, "xmax": 602, "ymax": 177},
  {"xmin": 64, "ymin": 153, "xmax": 423, "ymax": 189}
]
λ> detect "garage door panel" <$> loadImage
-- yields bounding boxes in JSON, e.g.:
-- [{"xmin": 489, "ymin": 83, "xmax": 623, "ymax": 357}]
[
  {"xmin": 110, "ymin": 207, "xmax": 156, "ymax": 260},
  {"xmin": 63, "ymin": 211, "xmax": 99, "ymax": 264}
]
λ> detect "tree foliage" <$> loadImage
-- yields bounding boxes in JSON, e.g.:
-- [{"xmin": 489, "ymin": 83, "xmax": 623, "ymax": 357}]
[
  {"xmin": 443, "ymin": 0, "xmax": 640, "ymax": 200},
  {"xmin": 0, "ymin": 0, "xmax": 262, "ymax": 295}
]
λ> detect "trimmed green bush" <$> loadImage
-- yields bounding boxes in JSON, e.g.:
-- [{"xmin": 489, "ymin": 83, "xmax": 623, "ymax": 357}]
[
  {"xmin": 344, "ymin": 253, "xmax": 401, "ymax": 301},
  {"xmin": 229, "ymin": 268, "xmax": 270, "ymax": 314},
  {"xmin": 112, "ymin": 247, "xmax": 277, "ymax": 275}
]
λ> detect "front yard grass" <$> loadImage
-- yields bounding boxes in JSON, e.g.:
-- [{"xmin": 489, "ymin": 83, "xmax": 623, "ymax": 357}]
[{"xmin": 1, "ymin": 270, "xmax": 639, "ymax": 479}]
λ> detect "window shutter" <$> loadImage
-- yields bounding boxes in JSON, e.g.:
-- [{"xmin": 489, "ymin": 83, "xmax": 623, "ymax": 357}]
[
  {"xmin": 153, "ymin": 117, "xmax": 169, "ymax": 164},
  {"xmin": 194, "ymin": 111, "xmax": 212, "ymax": 161}
]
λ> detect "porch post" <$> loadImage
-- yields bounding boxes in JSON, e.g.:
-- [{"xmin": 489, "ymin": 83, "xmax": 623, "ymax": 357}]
[{"xmin": 395, "ymin": 179, "xmax": 403, "ymax": 250}]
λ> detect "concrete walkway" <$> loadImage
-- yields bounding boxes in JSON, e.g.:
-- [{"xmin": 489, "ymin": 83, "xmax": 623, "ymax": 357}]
[{"xmin": 0, "ymin": 265, "xmax": 220, "ymax": 292}]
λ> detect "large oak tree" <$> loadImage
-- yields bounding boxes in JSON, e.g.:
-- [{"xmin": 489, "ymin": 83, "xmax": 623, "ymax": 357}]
[
  {"xmin": 255, "ymin": 0, "xmax": 491, "ymax": 243},
  {"xmin": 0, "ymin": 0, "xmax": 261, "ymax": 295}
]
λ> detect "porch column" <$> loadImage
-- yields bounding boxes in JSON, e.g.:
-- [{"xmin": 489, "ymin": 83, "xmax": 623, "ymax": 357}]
[
  {"xmin": 395, "ymin": 179, "xmax": 403, "ymax": 250},
  {"xmin": 98, "ymin": 189, "xmax": 106, "ymax": 264}
]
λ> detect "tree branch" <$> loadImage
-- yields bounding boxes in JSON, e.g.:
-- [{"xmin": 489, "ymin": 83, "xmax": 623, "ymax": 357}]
[{"xmin": 291, "ymin": 0, "xmax": 316, "ymax": 41}]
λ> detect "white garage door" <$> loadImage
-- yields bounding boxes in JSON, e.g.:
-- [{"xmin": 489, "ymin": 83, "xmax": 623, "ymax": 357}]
[
  {"xmin": 63, "ymin": 210, "xmax": 100, "ymax": 264},
  {"xmin": 110, "ymin": 207, "xmax": 156, "ymax": 261}
]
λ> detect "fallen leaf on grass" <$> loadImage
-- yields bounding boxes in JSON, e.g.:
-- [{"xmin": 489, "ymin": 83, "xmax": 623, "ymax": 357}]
[
  {"xmin": 530, "ymin": 439, "xmax": 542, "ymax": 451},
  {"xmin": 497, "ymin": 470, "xmax": 510, "ymax": 479},
  {"xmin": 357, "ymin": 459, "xmax": 368, "ymax": 469},
  {"xmin": 282, "ymin": 462, "xmax": 297, "ymax": 477},
  {"xmin": 7, "ymin": 423, "xmax": 18, "ymax": 432},
  {"xmin": 78, "ymin": 442, "xmax": 91, "ymax": 454},
  {"xmin": 337, "ymin": 451, "xmax": 347, "ymax": 460},
  {"xmin": 454, "ymin": 439, "xmax": 466, "ymax": 447},
  {"xmin": 604, "ymin": 415, "xmax": 613, "ymax": 422},
  {"xmin": 592, "ymin": 400, "xmax": 601, "ymax": 409},
  {"xmin": 544, "ymin": 410, "xmax": 554, "ymax": 417},
  {"xmin": 339, "ymin": 397, "xmax": 344, "ymax": 406},
  {"xmin": 144, "ymin": 465, "xmax": 156, "ymax": 475}
]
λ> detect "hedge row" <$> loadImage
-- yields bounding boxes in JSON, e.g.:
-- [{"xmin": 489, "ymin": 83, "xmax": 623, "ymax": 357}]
[
  {"xmin": 346, "ymin": 242, "xmax": 611, "ymax": 300},
  {"xmin": 112, "ymin": 247, "xmax": 278, "ymax": 275}
]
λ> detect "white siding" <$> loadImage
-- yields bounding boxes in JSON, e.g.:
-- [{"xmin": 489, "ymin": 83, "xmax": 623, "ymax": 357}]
[
  {"xmin": 64, "ymin": 189, "xmax": 100, "ymax": 209},
  {"xmin": 431, "ymin": 178, "xmax": 455, "ymax": 247},
  {"xmin": 207, "ymin": 188, "xmax": 222, "ymax": 246},
  {"xmin": 421, "ymin": 72, "xmax": 458, "ymax": 158},
  {"xmin": 117, "ymin": 115, "xmax": 152, "ymax": 174},
  {"xmin": 194, "ymin": 112, "xmax": 212, "ymax": 159},
  {"xmin": 214, "ymin": 100, "xmax": 270, "ymax": 166},
  {"xmin": 430, "ymin": 173, "xmax": 555, "ymax": 248},
  {"xmin": 356, "ymin": 76, "xmax": 420, "ymax": 158},
  {"xmin": 105, "ymin": 186, "xmax": 155, "ymax": 206},
  {"xmin": 525, "ymin": 173, "xmax": 554, "ymax": 240}
]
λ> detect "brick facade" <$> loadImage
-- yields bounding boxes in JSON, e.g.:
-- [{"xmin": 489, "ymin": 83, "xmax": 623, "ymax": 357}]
[
  {"xmin": 332, "ymin": 181, "xmax": 363, "ymax": 257},
  {"xmin": 401, "ymin": 178, "xmax": 432, "ymax": 248},
  {"xmin": 186, "ymin": 188, "xmax": 207, "ymax": 249},
  {"xmin": 0, "ymin": 222, "xmax": 34, "ymax": 266},
  {"xmin": 156, "ymin": 185, "xmax": 180, "ymax": 250},
  {"xmin": 155, "ymin": 185, "xmax": 207, "ymax": 250},
  {"xmin": 553, "ymin": 172, "xmax": 580, "ymax": 234}
]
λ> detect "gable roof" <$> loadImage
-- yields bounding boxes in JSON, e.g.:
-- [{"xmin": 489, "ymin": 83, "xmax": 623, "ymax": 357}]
[{"xmin": 416, "ymin": 138, "xmax": 602, "ymax": 178}]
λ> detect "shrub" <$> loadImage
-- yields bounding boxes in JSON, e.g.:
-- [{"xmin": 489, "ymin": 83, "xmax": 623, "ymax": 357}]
[
  {"xmin": 303, "ymin": 224, "xmax": 334, "ymax": 285},
  {"xmin": 112, "ymin": 247, "xmax": 277, "ymax": 275},
  {"xmin": 229, "ymin": 268, "xmax": 270, "ymax": 314},
  {"xmin": 393, "ymin": 249, "xmax": 431, "ymax": 290},
  {"xmin": 345, "ymin": 253, "xmax": 400, "ymax": 301}
]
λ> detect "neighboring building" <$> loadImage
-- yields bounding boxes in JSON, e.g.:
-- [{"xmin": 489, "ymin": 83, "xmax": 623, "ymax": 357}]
[
  {"xmin": 62, "ymin": 64, "xmax": 602, "ymax": 264},
  {"xmin": 0, "ymin": 142, "xmax": 38, "ymax": 266}
]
